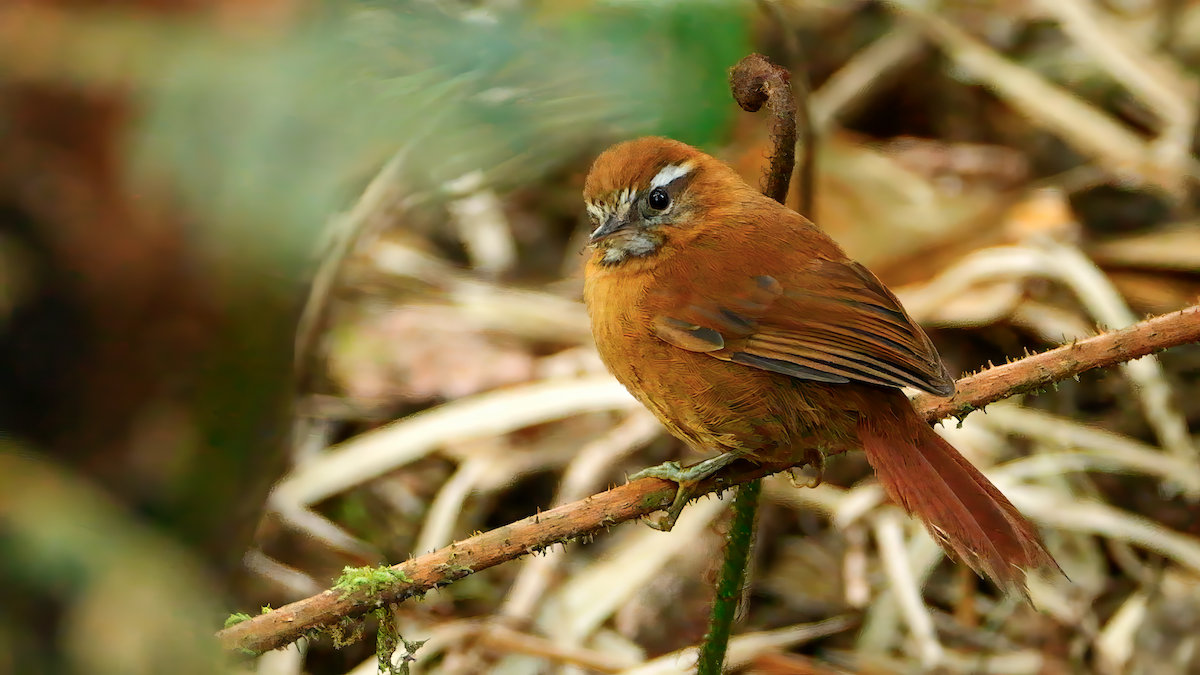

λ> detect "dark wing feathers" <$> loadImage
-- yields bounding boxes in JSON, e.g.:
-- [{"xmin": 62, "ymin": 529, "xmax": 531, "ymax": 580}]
[
  {"xmin": 651, "ymin": 258, "xmax": 955, "ymax": 397},
  {"xmin": 731, "ymin": 352, "xmax": 851, "ymax": 384},
  {"xmin": 745, "ymin": 331, "xmax": 937, "ymax": 392}
]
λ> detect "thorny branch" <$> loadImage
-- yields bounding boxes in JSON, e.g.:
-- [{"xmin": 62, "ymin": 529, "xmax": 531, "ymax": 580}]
[{"xmin": 219, "ymin": 304, "xmax": 1200, "ymax": 655}]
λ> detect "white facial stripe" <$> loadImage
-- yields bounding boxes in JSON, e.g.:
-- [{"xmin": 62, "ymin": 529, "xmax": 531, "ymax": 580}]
[{"xmin": 650, "ymin": 162, "xmax": 694, "ymax": 189}]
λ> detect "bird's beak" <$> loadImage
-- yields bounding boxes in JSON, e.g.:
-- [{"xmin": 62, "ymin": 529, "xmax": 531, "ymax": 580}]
[{"xmin": 588, "ymin": 214, "xmax": 632, "ymax": 244}]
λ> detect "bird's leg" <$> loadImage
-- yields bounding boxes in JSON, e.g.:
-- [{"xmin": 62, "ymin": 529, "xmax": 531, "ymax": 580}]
[{"xmin": 629, "ymin": 452, "xmax": 741, "ymax": 531}]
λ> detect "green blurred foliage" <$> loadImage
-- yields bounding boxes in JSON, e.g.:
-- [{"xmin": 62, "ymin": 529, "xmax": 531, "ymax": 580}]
[
  {"xmin": 0, "ymin": 450, "xmax": 231, "ymax": 675},
  {"xmin": 133, "ymin": 0, "xmax": 750, "ymax": 275},
  {"xmin": 557, "ymin": 0, "xmax": 752, "ymax": 147}
]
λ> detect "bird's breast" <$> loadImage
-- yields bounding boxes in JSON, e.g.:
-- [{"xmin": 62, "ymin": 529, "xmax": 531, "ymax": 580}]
[{"xmin": 583, "ymin": 260, "xmax": 838, "ymax": 457}]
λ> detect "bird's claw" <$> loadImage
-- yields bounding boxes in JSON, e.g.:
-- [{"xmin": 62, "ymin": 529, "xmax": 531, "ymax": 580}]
[
  {"xmin": 629, "ymin": 461, "xmax": 684, "ymax": 484},
  {"xmin": 628, "ymin": 453, "xmax": 740, "ymax": 531},
  {"xmin": 629, "ymin": 461, "xmax": 694, "ymax": 531},
  {"xmin": 786, "ymin": 465, "xmax": 824, "ymax": 489}
]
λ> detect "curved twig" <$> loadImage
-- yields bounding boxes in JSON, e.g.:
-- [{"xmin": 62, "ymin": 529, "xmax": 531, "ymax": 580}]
[{"xmin": 729, "ymin": 54, "xmax": 797, "ymax": 207}]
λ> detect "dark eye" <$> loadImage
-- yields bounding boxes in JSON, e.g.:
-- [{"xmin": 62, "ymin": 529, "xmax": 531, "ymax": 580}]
[{"xmin": 647, "ymin": 187, "xmax": 670, "ymax": 211}]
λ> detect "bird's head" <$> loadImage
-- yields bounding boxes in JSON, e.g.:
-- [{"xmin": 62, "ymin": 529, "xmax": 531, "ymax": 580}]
[{"xmin": 582, "ymin": 136, "xmax": 747, "ymax": 265}]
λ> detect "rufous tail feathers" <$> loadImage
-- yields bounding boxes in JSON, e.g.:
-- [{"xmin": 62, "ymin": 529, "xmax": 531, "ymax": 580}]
[{"xmin": 857, "ymin": 394, "xmax": 1059, "ymax": 596}]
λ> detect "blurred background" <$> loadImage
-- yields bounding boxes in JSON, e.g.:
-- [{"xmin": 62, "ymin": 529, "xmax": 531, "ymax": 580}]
[{"xmin": 2, "ymin": 0, "xmax": 1200, "ymax": 673}]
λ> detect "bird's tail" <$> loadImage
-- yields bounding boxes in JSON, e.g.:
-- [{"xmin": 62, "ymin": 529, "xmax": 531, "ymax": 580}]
[{"xmin": 857, "ymin": 393, "xmax": 1058, "ymax": 595}]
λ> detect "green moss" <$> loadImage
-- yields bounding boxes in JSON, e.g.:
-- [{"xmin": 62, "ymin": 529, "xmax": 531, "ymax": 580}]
[
  {"xmin": 328, "ymin": 615, "xmax": 366, "ymax": 649},
  {"xmin": 332, "ymin": 564, "xmax": 412, "ymax": 599},
  {"xmin": 223, "ymin": 609, "xmax": 270, "ymax": 656}
]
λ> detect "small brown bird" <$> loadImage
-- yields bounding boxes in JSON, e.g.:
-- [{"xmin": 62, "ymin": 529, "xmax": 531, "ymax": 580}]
[{"xmin": 582, "ymin": 136, "xmax": 1057, "ymax": 593}]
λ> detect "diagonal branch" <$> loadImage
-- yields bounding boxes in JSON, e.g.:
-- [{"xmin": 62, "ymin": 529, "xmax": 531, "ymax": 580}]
[{"xmin": 219, "ymin": 304, "xmax": 1200, "ymax": 654}]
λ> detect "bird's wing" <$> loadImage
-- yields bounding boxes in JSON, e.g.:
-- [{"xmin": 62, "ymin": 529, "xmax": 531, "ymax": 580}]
[{"xmin": 649, "ymin": 256, "xmax": 955, "ymax": 396}]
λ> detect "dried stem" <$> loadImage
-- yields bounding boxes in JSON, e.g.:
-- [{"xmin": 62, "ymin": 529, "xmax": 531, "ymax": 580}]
[
  {"xmin": 729, "ymin": 54, "xmax": 797, "ymax": 207},
  {"xmin": 218, "ymin": 304, "xmax": 1200, "ymax": 655}
]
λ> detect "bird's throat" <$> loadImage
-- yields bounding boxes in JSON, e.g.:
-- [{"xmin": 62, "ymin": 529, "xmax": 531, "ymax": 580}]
[{"xmin": 599, "ymin": 231, "xmax": 663, "ymax": 265}]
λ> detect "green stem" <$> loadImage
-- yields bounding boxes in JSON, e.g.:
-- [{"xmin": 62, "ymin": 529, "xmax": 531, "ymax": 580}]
[
  {"xmin": 702, "ymin": 49, "xmax": 808, "ymax": 675},
  {"xmin": 696, "ymin": 478, "xmax": 761, "ymax": 675}
]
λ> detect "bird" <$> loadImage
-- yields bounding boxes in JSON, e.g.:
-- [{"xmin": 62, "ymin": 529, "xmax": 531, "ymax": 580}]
[{"xmin": 581, "ymin": 136, "xmax": 1058, "ymax": 594}]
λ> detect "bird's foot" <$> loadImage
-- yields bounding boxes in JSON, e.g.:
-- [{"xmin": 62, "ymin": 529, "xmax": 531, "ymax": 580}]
[
  {"xmin": 787, "ymin": 453, "xmax": 825, "ymax": 489},
  {"xmin": 629, "ymin": 453, "xmax": 740, "ymax": 531}
]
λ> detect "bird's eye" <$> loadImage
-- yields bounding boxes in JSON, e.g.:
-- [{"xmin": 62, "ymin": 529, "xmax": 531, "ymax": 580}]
[{"xmin": 647, "ymin": 187, "xmax": 670, "ymax": 211}]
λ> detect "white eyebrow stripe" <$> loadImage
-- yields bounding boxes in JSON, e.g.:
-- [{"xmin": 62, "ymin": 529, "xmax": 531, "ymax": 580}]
[{"xmin": 650, "ymin": 162, "xmax": 694, "ymax": 189}]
